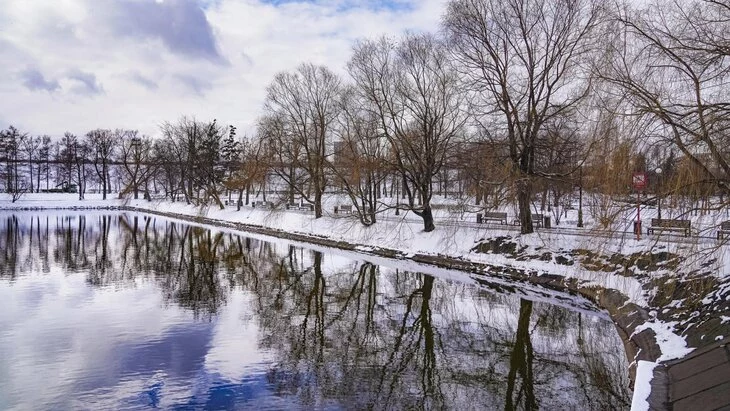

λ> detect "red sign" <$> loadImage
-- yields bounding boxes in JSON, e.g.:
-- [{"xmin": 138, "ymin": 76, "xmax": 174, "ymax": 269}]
[{"xmin": 633, "ymin": 172, "xmax": 647, "ymax": 190}]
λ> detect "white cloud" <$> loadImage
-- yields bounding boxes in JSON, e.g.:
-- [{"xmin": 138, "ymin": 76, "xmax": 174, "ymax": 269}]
[{"xmin": 0, "ymin": 0, "xmax": 449, "ymax": 138}]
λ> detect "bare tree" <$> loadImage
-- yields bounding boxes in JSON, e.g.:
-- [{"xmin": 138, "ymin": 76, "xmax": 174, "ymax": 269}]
[
  {"xmin": 534, "ymin": 119, "xmax": 584, "ymax": 225},
  {"xmin": 0, "ymin": 126, "xmax": 28, "ymax": 201},
  {"xmin": 37, "ymin": 136, "xmax": 51, "ymax": 193},
  {"xmin": 118, "ymin": 130, "xmax": 156, "ymax": 200},
  {"xmin": 261, "ymin": 63, "xmax": 341, "ymax": 218},
  {"xmin": 348, "ymin": 34, "xmax": 467, "ymax": 232},
  {"xmin": 444, "ymin": 0, "xmax": 605, "ymax": 233},
  {"xmin": 72, "ymin": 139, "xmax": 91, "ymax": 200},
  {"xmin": 226, "ymin": 135, "xmax": 268, "ymax": 210},
  {"xmin": 159, "ymin": 117, "xmax": 227, "ymax": 207},
  {"xmin": 192, "ymin": 119, "xmax": 228, "ymax": 209},
  {"xmin": 55, "ymin": 133, "xmax": 90, "ymax": 200},
  {"xmin": 19, "ymin": 135, "xmax": 41, "ymax": 193},
  {"xmin": 598, "ymin": 0, "xmax": 730, "ymax": 204},
  {"xmin": 330, "ymin": 85, "xmax": 389, "ymax": 225},
  {"xmin": 56, "ymin": 132, "xmax": 77, "ymax": 192},
  {"xmin": 86, "ymin": 129, "xmax": 117, "ymax": 199}
]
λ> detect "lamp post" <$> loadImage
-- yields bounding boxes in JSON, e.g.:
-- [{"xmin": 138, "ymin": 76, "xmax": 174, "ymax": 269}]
[
  {"xmin": 655, "ymin": 167, "xmax": 662, "ymax": 220},
  {"xmin": 632, "ymin": 171, "xmax": 647, "ymax": 239}
]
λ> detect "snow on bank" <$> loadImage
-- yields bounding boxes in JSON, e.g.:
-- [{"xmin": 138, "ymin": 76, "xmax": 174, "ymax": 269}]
[
  {"xmin": 127, "ymin": 198, "xmax": 657, "ymax": 306},
  {"xmin": 632, "ymin": 321, "xmax": 695, "ymax": 362},
  {"xmin": 630, "ymin": 361, "xmax": 659, "ymax": 411},
  {"xmin": 1, "ymin": 193, "xmax": 701, "ymax": 360}
]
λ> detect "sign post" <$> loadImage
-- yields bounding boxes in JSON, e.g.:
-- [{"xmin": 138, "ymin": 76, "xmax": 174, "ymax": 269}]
[{"xmin": 632, "ymin": 172, "xmax": 647, "ymax": 239}]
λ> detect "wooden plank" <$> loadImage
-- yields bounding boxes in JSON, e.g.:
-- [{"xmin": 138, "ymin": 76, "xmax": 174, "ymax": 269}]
[
  {"xmin": 671, "ymin": 363, "xmax": 730, "ymax": 400},
  {"xmin": 651, "ymin": 218, "xmax": 691, "ymax": 228},
  {"xmin": 669, "ymin": 348, "xmax": 730, "ymax": 382},
  {"xmin": 672, "ymin": 381, "xmax": 730, "ymax": 411}
]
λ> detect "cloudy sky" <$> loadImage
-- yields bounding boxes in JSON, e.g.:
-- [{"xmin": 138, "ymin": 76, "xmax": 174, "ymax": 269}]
[{"xmin": 0, "ymin": 0, "xmax": 447, "ymax": 138}]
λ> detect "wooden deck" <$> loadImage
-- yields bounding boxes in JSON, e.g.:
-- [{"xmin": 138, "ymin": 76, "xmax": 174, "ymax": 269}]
[{"xmin": 649, "ymin": 337, "xmax": 730, "ymax": 410}]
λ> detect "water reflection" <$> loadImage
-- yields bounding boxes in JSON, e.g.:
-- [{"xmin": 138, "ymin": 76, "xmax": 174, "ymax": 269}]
[{"xmin": 0, "ymin": 213, "xmax": 632, "ymax": 410}]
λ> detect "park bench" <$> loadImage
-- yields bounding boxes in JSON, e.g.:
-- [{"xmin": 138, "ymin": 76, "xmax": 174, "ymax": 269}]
[
  {"xmin": 285, "ymin": 202, "xmax": 313, "ymax": 212},
  {"xmin": 647, "ymin": 218, "xmax": 691, "ymax": 237},
  {"xmin": 476, "ymin": 212, "xmax": 508, "ymax": 225},
  {"xmin": 513, "ymin": 213, "xmax": 544, "ymax": 228},
  {"xmin": 253, "ymin": 200, "xmax": 273, "ymax": 209},
  {"xmin": 717, "ymin": 221, "xmax": 730, "ymax": 240},
  {"xmin": 335, "ymin": 204, "xmax": 354, "ymax": 214}
]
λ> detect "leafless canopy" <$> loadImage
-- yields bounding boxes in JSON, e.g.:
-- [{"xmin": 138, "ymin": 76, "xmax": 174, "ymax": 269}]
[
  {"xmin": 348, "ymin": 33, "xmax": 467, "ymax": 232},
  {"xmin": 443, "ymin": 0, "xmax": 604, "ymax": 233},
  {"xmin": 598, "ymin": 0, "xmax": 730, "ymax": 197},
  {"xmin": 262, "ymin": 63, "xmax": 342, "ymax": 218}
]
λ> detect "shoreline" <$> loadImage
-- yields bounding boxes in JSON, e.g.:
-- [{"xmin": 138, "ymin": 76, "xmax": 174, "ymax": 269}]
[{"xmin": 4, "ymin": 195, "xmax": 726, "ymax": 409}]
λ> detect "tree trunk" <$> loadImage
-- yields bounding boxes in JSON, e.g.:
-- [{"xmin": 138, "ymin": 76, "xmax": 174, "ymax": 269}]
[
  {"xmin": 420, "ymin": 204, "xmax": 435, "ymax": 232},
  {"xmin": 186, "ymin": 172, "xmax": 193, "ymax": 203},
  {"xmin": 211, "ymin": 191, "xmax": 225, "ymax": 210},
  {"xmin": 288, "ymin": 166, "xmax": 295, "ymax": 204},
  {"xmin": 28, "ymin": 162, "xmax": 33, "ymax": 193},
  {"xmin": 314, "ymin": 189, "xmax": 323, "ymax": 218},
  {"xmin": 517, "ymin": 178, "xmax": 534, "ymax": 234},
  {"xmin": 36, "ymin": 163, "xmax": 42, "ymax": 193},
  {"xmin": 402, "ymin": 173, "xmax": 408, "ymax": 200},
  {"xmin": 237, "ymin": 189, "xmax": 244, "ymax": 211},
  {"xmin": 102, "ymin": 160, "xmax": 108, "ymax": 200}
]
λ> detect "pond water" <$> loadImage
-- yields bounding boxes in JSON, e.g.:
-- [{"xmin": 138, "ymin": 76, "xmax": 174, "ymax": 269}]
[{"xmin": 0, "ymin": 212, "xmax": 632, "ymax": 410}]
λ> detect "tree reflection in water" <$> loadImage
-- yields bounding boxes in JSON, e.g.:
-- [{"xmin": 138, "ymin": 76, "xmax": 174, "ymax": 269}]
[
  {"xmin": 0, "ymin": 212, "xmax": 632, "ymax": 410},
  {"xmin": 506, "ymin": 299, "xmax": 536, "ymax": 410}
]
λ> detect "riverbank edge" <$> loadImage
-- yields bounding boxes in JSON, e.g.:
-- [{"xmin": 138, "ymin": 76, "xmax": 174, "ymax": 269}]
[{"xmin": 1, "ymin": 204, "xmax": 668, "ymax": 408}]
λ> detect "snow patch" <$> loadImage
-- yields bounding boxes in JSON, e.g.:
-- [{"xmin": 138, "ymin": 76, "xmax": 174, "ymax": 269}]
[
  {"xmin": 632, "ymin": 321, "xmax": 694, "ymax": 361},
  {"xmin": 630, "ymin": 361, "xmax": 659, "ymax": 411}
]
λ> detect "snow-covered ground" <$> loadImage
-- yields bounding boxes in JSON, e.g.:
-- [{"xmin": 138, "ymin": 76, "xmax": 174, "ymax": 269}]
[{"xmin": 3, "ymin": 192, "xmax": 729, "ymax": 409}]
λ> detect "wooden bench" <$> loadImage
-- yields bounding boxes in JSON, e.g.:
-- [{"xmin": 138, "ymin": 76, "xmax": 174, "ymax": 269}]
[
  {"xmin": 253, "ymin": 200, "xmax": 273, "ymax": 209},
  {"xmin": 718, "ymin": 221, "xmax": 730, "ymax": 240},
  {"xmin": 477, "ymin": 212, "xmax": 508, "ymax": 225},
  {"xmin": 335, "ymin": 205, "xmax": 354, "ymax": 214},
  {"xmin": 513, "ymin": 213, "xmax": 544, "ymax": 228},
  {"xmin": 285, "ymin": 202, "xmax": 313, "ymax": 212},
  {"xmin": 647, "ymin": 218, "xmax": 691, "ymax": 237}
]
